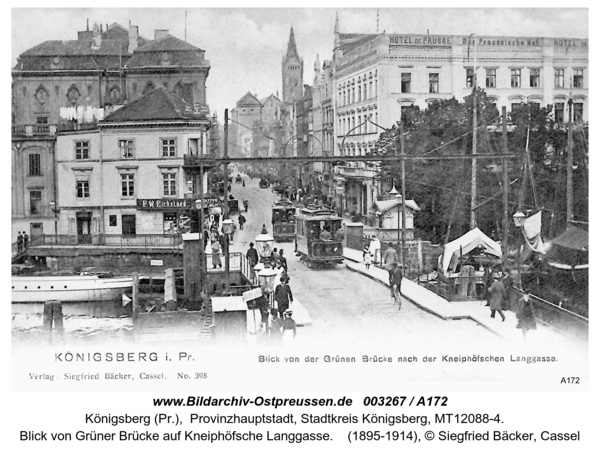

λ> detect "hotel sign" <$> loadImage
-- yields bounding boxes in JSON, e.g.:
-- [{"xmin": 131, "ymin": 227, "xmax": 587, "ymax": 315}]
[
  {"xmin": 389, "ymin": 35, "xmax": 452, "ymax": 46},
  {"xmin": 137, "ymin": 198, "xmax": 220, "ymax": 210},
  {"xmin": 389, "ymin": 35, "xmax": 587, "ymax": 48}
]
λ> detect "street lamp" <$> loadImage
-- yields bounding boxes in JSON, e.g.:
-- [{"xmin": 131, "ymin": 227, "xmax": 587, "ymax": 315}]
[
  {"xmin": 389, "ymin": 185, "xmax": 402, "ymax": 269},
  {"xmin": 49, "ymin": 201, "xmax": 59, "ymax": 236},
  {"xmin": 335, "ymin": 175, "xmax": 345, "ymax": 217},
  {"xmin": 255, "ymin": 227, "xmax": 275, "ymax": 264}
]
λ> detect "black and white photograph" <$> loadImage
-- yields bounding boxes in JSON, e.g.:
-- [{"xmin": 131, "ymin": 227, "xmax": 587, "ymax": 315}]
[{"xmin": 7, "ymin": 4, "xmax": 594, "ymax": 449}]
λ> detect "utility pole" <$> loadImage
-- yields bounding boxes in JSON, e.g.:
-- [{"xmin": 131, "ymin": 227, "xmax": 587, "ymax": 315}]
[
  {"xmin": 566, "ymin": 98, "xmax": 574, "ymax": 227},
  {"xmin": 470, "ymin": 35, "xmax": 478, "ymax": 230},
  {"xmin": 223, "ymin": 109, "xmax": 230, "ymax": 293},
  {"xmin": 399, "ymin": 121, "xmax": 408, "ymax": 277},
  {"xmin": 501, "ymin": 107, "xmax": 509, "ymax": 271}
]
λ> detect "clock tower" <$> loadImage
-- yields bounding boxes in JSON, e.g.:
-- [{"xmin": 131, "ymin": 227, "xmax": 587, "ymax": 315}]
[{"xmin": 282, "ymin": 26, "xmax": 303, "ymax": 104}]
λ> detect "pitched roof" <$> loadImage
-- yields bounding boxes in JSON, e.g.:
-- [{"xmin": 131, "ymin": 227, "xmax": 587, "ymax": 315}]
[
  {"xmin": 339, "ymin": 33, "xmax": 379, "ymax": 53},
  {"xmin": 375, "ymin": 199, "xmax": 420, "ymax": 213},
  {"xmin": 126, "ymin": 35, "xmax": 208, "ymax": 68},
  {"xmin": 236, "ymin": 92, "xmax": 262, "ymax": 107},
  {"xmin": 15, "ymin": 23, "xmax": 149, "ymax": 71},
  {"xmin": 134, "ymin": 34, "xmax": 203, "ymax": 53},
  {"xmin": 102, "ymin": 87, "xmax": 208, "ymax": 123}
]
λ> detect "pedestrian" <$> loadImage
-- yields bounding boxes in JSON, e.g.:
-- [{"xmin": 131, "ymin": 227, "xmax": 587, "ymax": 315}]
[
  {"xmin": 369, "ymin": 236, "xmax": 381, "ymax": 265},
  {"xmin": 487, "ymin": 275, "xmax": 506, "ymax": 321},
  {"xmin": 242, "ymin": 179, "xmax": 245, "ymax": 187},
  {"xmin": 238, "ymin": 213, "xmax": 246, "ymax": 230},
  {"xmin": 278, "ymin": 249, "xmax": 288, "ymax": 273},
  {"xmin": 334, "ymin": 224, "xmax": 345, "ymax": 242},
  {"xmin": 516, "ymin": 292, "xmax": 537, "ymax": 340},
  {"xmin": 282, "ymin": 310, "xmax": 297, "ymax": 345},
  {"xmin": 269, "ymin": 308, "xmax": 284, "ymax": 344},
  {"xmin": 483, "ymin": 267, "xmax": 493, "ymax": 306},
  {"xmin": 23, "ymin": 232, "xmax": 29, "ymax": 250},
  {"xmin": 274, "ymin": 261, "xmax": 285, "ymax": 281},
  {"xmin": 390, "ymin": 262, "xmax": 404, "ymax": 307},
  {"xmin": 363, "ymin": 245, "xmax": 372, "ymax": 270},
  {"xmin": 271, "ymin": 247, "xmax": 280, "ymax": 266},
  {"xmin": 274, "ymin": 276, "xmax": 293, "ymax": 318},
  {"xmin": 17, "ymin": 231, "xmax": 23, "ymax": 253},
  {"xmin": 382, "ymin": 246, "xmax": 399, "ymax": 285},
  {"xmin": 211, "ymin": 238, "xmax": 222, "ymax": 269}
]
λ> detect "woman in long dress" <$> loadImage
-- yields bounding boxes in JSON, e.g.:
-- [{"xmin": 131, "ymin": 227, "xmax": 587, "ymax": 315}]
[
  {"xmin": 516, "ymin": 292, "xmax": 537, "ymax": 340},
  {"xmin": 282, "ymin": 310, "xmax": 296, "ymax": 346}
]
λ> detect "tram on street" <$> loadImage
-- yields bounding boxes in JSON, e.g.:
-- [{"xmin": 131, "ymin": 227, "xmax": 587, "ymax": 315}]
[
  {"xmin": 272, "ymin": 199, "xmax": 296, "ymax": 242},
  {"xmin": 295, "ymin": 207, "xmax": 344, "ymax": 268}
]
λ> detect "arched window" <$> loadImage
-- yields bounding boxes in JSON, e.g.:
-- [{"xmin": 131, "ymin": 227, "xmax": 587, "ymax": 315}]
[
  {"xmin": 35, "ymin": 85, "xmax": 49, "ymax": 105},
  {"xmin": 108, "ymin": 85, "xmax": 121, "ymax": 103},
  {"xmin": 66, "ymin": 85, "xmax": 80, "ymax": 105}
]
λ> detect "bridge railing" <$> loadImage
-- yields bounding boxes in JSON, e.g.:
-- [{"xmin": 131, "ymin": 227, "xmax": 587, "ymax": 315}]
[{"xmin": 33, "ymin": 234, "xmax": 183, "ymax": 248}]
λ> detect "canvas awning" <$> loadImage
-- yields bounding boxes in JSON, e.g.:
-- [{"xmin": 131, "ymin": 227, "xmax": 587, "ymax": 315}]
[
  {"xmin": 550, "ymin": 226, "xmax": 588, "ymax": 251},
  {"xmin": 440, "ymin": 228, "xmax": 502, "ymax": 274}
]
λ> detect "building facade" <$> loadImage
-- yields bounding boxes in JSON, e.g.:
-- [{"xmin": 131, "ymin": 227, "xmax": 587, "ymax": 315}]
[
  {"xmin": 331, "ymin": 16, "xmax": 589, "ymax": 225},
  {"xmin": 12, "ymin": 21, "xmax": 211, "ymax": 239},
  {"xmin": 55, "ymin": 87, "xmax": 211, "ymax": 242}
]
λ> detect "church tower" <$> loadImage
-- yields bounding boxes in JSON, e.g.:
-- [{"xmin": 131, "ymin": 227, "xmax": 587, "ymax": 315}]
[{"xmin": 282, "ymin": 26, "xmax": 303, "ymax": 104}]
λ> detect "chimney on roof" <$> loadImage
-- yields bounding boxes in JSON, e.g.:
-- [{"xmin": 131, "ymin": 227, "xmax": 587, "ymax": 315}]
[
  {"xmin": 155, "ymin": 29, "xmax": 169, "ymax": 40},
  {"xmin": 128, "ymin": 25, "xmax": 139, "ymax": 53}
]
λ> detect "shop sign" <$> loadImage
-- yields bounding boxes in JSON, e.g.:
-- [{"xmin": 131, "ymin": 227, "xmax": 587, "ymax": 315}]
[{"xmin": 137, "ymin": 198, "xmax": 221, "ymax": 210}]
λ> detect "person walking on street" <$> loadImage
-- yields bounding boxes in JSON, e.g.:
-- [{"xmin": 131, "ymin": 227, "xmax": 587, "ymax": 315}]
[
  {"xmin": 282, "ymin": 310, "xmax": 297, "ymax": 345},
  {"xmin": 390, "ymin": 262, "xmax": 404, "ymax": 308},
  {"xmin": 488, "ymin": 276, "xmax": 506, "ymax": 321},
  {"xmin": 23, "ymin": 232, "xmax": 29, "ymax": 250},
  {"xmin": 274, "ymin": 276, "xmax": 293, "ymax": 318},
  {"xmin": 382, "ymin": 246, "xmax": 399, "ymax": 285},
  {"xmin": 211, "ymin": 236, "xmax": 222, "ymax": 269},
  {"xmin": 278, "ymin": 249, "xmax": 288, "ymax": 273},
  {"xmin": 238, "ymin": 213, "xmax": 246, "ymax": 230},
  {"xmin": 17, "ymin": 231, "xmax": 23, "ymax": 254},
  {"xmin": 246, "ymin": 242, "xmax": 259, "ymax": 281},
  {"xmin": 269, "ymin": 308, "xmax": 283, "ymax": 344},
  {"xmin": 516, "ymin": 292, "xmax": 537, "ymax": 340},
  {"xmin": 363, "ymin": 245, "xmax": 373, "ymax": 270}
]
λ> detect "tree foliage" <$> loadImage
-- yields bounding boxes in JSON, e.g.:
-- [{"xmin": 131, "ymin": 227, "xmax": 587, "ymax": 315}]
[{"xmin": 373, "ymin": 89, "xmax": 588, "ymax": 244}]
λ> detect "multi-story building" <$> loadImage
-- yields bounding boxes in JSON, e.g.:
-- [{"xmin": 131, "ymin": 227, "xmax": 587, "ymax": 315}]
[
  {"xmin": 231, "ymin": 92, "xmax": 281, "ymax": 158},
  {"xmin": 312, "ymin": 57, "xmax": 335, "ymax": 201},
  {"xmin": 12, "ymin": 21, "xmax": 211, "ymax": 240},
  {"xmin": 55, "ymin": 87, "xmax": 212, "ymax": 242},
  {"xmin": 331, "ymin": 15, "xmax": 588, "ymax": 225}
]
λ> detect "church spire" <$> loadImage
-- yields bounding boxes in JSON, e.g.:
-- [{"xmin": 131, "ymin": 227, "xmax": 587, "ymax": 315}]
[{"xmin": 286, "ymin": 26, "xmax": 299, "ymax": 59}]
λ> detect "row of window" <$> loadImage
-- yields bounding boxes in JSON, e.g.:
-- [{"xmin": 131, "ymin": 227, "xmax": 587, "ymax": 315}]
[
  {"xmin": 74, "ymin": 137, "xmax": 203, "ymax": 160},
  {"xmin": 33, "ymin": 84, "xmax": 121, "ymax": 106},
  {"xmin": 74, "ymin": 172, "xmax": 179, "ymax": 200},
  {"xmin": 399, "ymin": 68, "xmax": 585, "ymax": 94},
  {"xmin": 338, "ymin": 73, "xmax": 378, "ymax": 106},
  {"xmin": 338, "ymin": 113, "xmax": 379, "ymax": 137}
]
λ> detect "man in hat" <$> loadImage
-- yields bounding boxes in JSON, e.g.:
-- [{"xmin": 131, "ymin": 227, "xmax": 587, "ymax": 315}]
[
  {"xmin": 488, "ymin": 275, "xmax": 507, "ymax": 321},
  {"xmin": 383, "ymin": 246, "xmax": 399, "ymax": 286},
  {"xmin": 274, "ymin": 276, "xmax": 293, "ymax": 319},
  {"xmin": 390, "ymin": 262, "xmax": 404, "ymax": 307}
]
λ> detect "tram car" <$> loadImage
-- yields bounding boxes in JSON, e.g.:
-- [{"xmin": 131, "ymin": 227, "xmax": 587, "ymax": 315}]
[
  {"xmin": 272, "ymin": 200, "xmax": 296, "ymax": 242},
  {"xmin": 295, "ymin": 207, "xmax": 344, "ymax": 267}
]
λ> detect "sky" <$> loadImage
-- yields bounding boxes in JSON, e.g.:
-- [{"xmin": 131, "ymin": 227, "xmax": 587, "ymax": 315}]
[{"xmin": 10, "ymin": 6, "xmax": 590, "ymax": 120}]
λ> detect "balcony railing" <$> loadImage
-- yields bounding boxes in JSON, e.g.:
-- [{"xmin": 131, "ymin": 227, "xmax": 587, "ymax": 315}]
[{"xmin": 12, "ymin": 124, "xmax": 58, "ymax": 137}]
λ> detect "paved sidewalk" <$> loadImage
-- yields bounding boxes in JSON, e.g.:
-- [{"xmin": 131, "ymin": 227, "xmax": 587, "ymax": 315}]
[{"xmin": 343, "ymin": 247, "xmax": 581, "ymax": 349}]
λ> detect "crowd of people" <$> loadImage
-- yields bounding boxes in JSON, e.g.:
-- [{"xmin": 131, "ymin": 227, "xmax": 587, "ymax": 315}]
[{"xmin": 246, "ymin": 242, "xmax": 296, "ymax": 345}]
